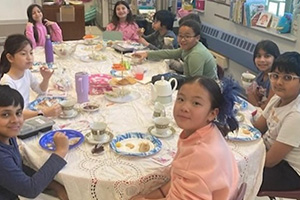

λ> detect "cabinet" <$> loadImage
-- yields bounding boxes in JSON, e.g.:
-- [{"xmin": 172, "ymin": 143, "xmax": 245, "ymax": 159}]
[{"xmin": 42, "ymin": 4, "xmax": 85, "ymax": 40}]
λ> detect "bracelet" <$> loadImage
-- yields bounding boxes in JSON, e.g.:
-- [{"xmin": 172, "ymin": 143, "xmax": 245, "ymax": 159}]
[{"xmin": 158, "ymin": 187, "xmax": 165, "ymax": 198}]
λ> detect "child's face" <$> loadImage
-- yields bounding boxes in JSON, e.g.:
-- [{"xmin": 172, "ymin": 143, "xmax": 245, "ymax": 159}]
[
  {"xmin": 115, "ymin": 4, "xmax": 129, "ymax": 20},
  {"xmin": 270, "ymin": 69, "xmax": 300, "ymax": 102},
  {"xmin": 0, "ymin": 105, "xmax": 23, "ymax": 144},
  {"xmin": 7, "ymin": 44, "xmax": 33, "ymax": 71},
  {"xmin": 173, "ymin": 82, "xmax": 218, "ymax": 135},
  {"xmin": 32, "ymin": 6, "xmax": 43, "ymax": 23},
  {"xmin": 255, "ymin": 49, "xmax": 275, "ymax": 72},
  {"xmin": 178, "ymin": 26, "xmax": 200, "ymax": 51},
  {"xmin": 152, "ymin": 19, "xmax": 162, "ymax": 31}
]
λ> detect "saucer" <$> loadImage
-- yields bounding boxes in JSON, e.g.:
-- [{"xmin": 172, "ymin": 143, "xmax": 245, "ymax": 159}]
[
  {"xmin": 85, "ymin": 131, "xmax": 113, "ymax": 145},
  {"xmin": 59, "ymin": 110, "xmax": 78, "ymax": 119},
  {"xmin": 148, "ymin": 126, "xmax": 176, "ymax": 138}
]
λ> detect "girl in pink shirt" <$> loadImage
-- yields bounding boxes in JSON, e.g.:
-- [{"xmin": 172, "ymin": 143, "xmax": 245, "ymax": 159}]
[
  {"xmin": 106, "ymin": 1, "xmax": 139, "ymax": 42},
  {"xmin": 25, "ymin": 4, "xmax": 63, "ymax": 48},
  {"xmin": 132, "ymin": 77, "xmax": 240, "ymax": 200}
]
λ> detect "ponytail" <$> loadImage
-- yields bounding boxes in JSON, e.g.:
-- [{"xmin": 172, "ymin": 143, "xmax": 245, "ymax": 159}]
[{"xmin": 0, "ymin": 50, "xmax": 11, "ymax": 79}]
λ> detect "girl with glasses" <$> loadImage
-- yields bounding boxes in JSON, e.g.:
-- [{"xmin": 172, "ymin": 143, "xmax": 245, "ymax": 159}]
[
  {"xmin": 247, "ymin": 40, "xmax": 280, "ymax": 110},
  {"xmin": 133, "ymin": 20, "xmax": 217, "ymax": 79},
  {"xmin": 253, "ymin": 52, "xmax": 300, "ymax": 192}
]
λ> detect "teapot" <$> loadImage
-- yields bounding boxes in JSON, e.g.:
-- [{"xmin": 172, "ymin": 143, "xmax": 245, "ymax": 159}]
[{"xmin": 151, "ymin": 76, "xmax": 178, "ymax": 104}]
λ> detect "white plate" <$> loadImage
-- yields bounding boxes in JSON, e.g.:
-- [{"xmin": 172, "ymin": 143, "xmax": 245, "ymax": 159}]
[
  {"xmin": 105, "ymin": 91, "xmax": 141, "ymax": 103},
  {"xmin": 43, "ymin": 2, "xmax": 55, "ymax": 5},
  {"xmin": 59, "ymin": 110, "xmax": 78, "ymax": 119},
  {"xmin": 148, "ymin": 126, "xmax": 176, "ymax": 138},
  {"xmin": 80, "ymin": 102, "xmax": 100, "ymax": 112},
  {"xmin": 85, "ymin": 131, "xmax": 113, "ymax": 145}
]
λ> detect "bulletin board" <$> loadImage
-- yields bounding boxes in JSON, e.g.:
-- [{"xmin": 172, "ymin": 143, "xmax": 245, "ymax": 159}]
[{"xmin": 0, "ymin": 0, "xmax": 34, "ymax": 22}]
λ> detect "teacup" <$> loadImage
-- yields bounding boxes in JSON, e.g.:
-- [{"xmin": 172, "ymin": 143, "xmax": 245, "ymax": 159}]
[
  {"xmin": 241, "ymin": 72, "xmax": 256, "ymax": 88},
  {"xmin": 59, "ymin": 99, "xmax": 76, "ymax": 116},
  {"xmin": 152, "ymin": 102, "xmax": 166, "ymax": 118},
  {"xmin": 90, "ymin": 122, "xmax": 107, "ymax": 141},
  {"xmin": 132, "ymin": 66, "xmax": 144, "ymax": 80},
  {"xmin": 153, "ymin": 117, "xmax": 170, "ymax": 135}
]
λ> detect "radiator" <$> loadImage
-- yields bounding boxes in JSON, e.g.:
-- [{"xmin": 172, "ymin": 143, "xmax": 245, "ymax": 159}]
[{"xmin": 202, "ymin": 23, "xmax": 258, "ymax": 73}]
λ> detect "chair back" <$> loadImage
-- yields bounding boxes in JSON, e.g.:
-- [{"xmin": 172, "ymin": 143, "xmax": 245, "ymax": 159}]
[
  {"xmin": 257, "ymin": 189, "xmax": 300, "ymax": 199},
  {"xmin": 234, "ymin": 182, "xmax": 247, "ymax": 200},
  {"xmin": 102, "ymin": 31, "xmax": 123, "ymax": 41}
]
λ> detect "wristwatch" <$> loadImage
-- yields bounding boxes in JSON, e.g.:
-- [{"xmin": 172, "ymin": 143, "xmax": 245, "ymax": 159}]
[{"xmin": 37, "ymin": 110, "xmax": 44, "ymax": 116}]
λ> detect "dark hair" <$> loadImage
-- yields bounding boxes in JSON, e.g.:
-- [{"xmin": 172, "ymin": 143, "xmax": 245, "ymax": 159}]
[
  {"xmin": 179, "ymin": 76, "xmax": 240, "ymax": 136},
  {"xmin": 253, "ymin": 40, "xmax": 280, "ymax": 62},
  {"xmin": 111, "ymin": 1, "xmax": 134, "ymax": 29},
  {"xmin": 271, "ymin": 51, "xmax": 300, "ymax": 76},
  {"xmin": 179, "ymin": 20, "xmax": 201, "ymax": 37},
  {"xmin": 179, "ymin": 13, "xmax": 202, "ymax": 29},
  {"xmin": 0, "ymin": 85, "xmax": 24, "ymax": 109},
  {"xmin": 153, "ymin": 10, "xmax": 175, "ymax": 30},
  {"xmin": 27, "ymin": 4, "xmax": 50, "ymax": 43},
  {"xmin": 0, "ymin": 34, "xmax": 32, "ymax": 79}
]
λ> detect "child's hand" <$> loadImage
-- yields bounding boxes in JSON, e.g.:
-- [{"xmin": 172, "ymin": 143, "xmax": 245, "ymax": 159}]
[
  {"xmin": 53, "ymin": 131, "xmax": 69, "ymax": 158},
  {"xmin": 132, "ymin": 51, "xmax": 148, "ymax": 61},
  {"xmin": 42, "ymin": 104, "xmax": 62, "ymax": 117},
  {"xmin": 137, "ymin": 28, "xmax": 145, "ymax": 36},
  {"xmin": 44, "ymin": 19, "xmax": 56, "ymax": 26},
  {"xmin": 40, "ymin": 66, "xmax": 54, "ymax": 81},
  {"xmin": 27, "ymin": 22, "xmax": 33, "ymax": 27}
]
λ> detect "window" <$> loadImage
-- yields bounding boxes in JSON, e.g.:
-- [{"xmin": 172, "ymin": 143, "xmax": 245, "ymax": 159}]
[{"xmin": 266, "ymin": 0, "xmax": 293, "ymax": 16}]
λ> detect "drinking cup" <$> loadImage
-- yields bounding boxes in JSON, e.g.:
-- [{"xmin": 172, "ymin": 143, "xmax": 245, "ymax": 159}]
[
  {"xmin": 59, "ymin": 99, "xmax": 76, "ymax": 116},
  {"xmin": 90, "ymin": 122, "xmax": 107, "ymax": 141},
  {"xmin": 152, "ymin": 102, "xmax": 165, "ymax": 118},
  {"xmin": 153, "ymin": 117, "xmax": 170, "ymax": 135},
  {"xmin": 241, "ymin": 72, "xmax": 256, "ymax": 88},
  {"xmin": 132, "ymin": 66, "xmax": 144, "ymax": 80}
]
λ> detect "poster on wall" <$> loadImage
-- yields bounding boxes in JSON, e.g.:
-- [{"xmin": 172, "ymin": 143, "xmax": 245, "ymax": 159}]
[{"xmin": 256, "ymin": 12, "xmax": 272, "ymax": 27}]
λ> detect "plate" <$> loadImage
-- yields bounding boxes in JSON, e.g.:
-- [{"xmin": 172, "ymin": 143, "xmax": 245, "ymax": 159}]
[
  {"xmin": 39, "ymin": 129, "xmax": 84, "ymax": 151},
  {"xmin": 110, "ymin": 132, "xmax": 162, "ymax": 157},
  {"xmin": 227, "ymin": 124, "xmax": 261, "ymax": 142},
  {"xmin": 105, "ymin": 91, "xmax": 141, "ymax": 103},
  {"xmin": 43, "ymin": 2, "xmax": 55, "ymax": 5},
  {"xmin": 59, "ymin": 110, "xmax": 78, "ymax": 119},
  {"xmin": 110, "ymin": 69, "xmax": 132, "ymax": 77},
  {"xmin": 85, "ymin": 131, "xmax": 113, "ymax": 145},
  {"xmin": 28, "ymin": 96, "xmax": 65, "ymax": 111},
  {"xmin": 148, "ymin": 126, "xmax": 176, "ymax": 138},
  {"xmin": 80, "ymin": 102, "xmax": 100, "ymax": 112}
]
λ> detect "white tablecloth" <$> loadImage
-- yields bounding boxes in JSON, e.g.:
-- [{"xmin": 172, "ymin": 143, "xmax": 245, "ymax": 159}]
[{"xmin": 20, "ymin": 42, "xmax": 265, "ymax": 200}]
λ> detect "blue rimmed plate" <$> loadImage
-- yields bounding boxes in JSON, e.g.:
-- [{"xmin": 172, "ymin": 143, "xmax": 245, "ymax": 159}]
[
  {"xmin": 110, "ymin": 132, "xmax": 162, "ymax": 157},
  {"xmin": 39, "ymin": 129, "xmax": 84, "ymax": 151},
  {"xmin": 28, "ymin": 96, "xmax": 65, "ymax": 111},
  {"xmin": 227, "ymin": 124, "xmax": 261, "ymax": 142},
  {"xmin": 110, "ymin": 69, "xmax": 132, "ymax": 77}
]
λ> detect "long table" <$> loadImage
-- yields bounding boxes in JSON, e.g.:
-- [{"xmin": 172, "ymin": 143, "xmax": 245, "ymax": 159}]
[{"xmin": 20, "ymin": 41, "xmax": 265, "ymax": 200}]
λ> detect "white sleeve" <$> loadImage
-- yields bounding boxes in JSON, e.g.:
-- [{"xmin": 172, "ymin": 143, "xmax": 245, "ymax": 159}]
[{"xmin": 277, "ymin": 112, "xmax": 300, "ymax": 147}]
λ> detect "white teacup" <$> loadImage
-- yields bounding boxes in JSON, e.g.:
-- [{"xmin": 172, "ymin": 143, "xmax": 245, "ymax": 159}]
[
  {"xmin": 59, "ymin": 99, "xmax": 76, "ymax": 116},
  {"xmin": 241, "ymin": 72, "xmax": 256, "ymax": 88},
  {"xmin": 90, "ymin": 122, "xmax": 107, "ymax": 141},
  {"xmin": 153, "ymin": 117, "xmax": 170, "ymax": 135}
]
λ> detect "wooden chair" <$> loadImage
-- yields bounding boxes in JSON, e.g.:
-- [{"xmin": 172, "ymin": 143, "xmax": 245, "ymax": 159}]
[
  {"xmin": 257, "ymin": 189, "xmax": 300, "ymax": 200},
  {"xmin": 231, "ymin": 182, "xmax": 247, "ymax": 200}
]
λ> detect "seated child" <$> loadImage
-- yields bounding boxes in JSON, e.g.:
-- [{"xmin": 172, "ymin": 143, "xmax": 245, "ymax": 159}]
[
  {"xmin": 0, "ymin": 34, "xmax": 62, "ymax": 119},
  {"xmin": 253, "ymin": 52, "xmax": 300, "ymax": 191},
  {"xmin": 132, "ymin": 76, "xmax": 240, "ymax": 199},
  {"xmin": 25, "ymin": 4, "xmax": 63, "ymax": 48},
  {"xmin": 106, "ymin": 1, "xmax": 139, "ymax": 42},
  {"xmin": 134, "ymin": 20, "xmax": 217, "ymax": 79},
  {"xmin": 0, "ymin": 85, "xmax": 69, "ymax": 200},
  {"xmin": 247, "ymin": 40, "xmax": 280, "ymax": 110},
  {"xmin": 138, "ymin": 10, "xmax": 178, "ymax": 50}
]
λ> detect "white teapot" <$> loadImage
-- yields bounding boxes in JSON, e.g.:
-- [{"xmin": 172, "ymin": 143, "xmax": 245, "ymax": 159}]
[{"xmin": 151, "ymin": 76, "xmax": 178, "ymax": 104}]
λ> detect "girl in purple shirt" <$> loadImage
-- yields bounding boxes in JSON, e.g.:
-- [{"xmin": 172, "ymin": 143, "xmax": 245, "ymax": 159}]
[
  {"xmin": 25, "ymin": 4, "xmax": 63, "ymax": 48},
  {"xmin": 106, "ymin": 1, "xmax": 139, "ymax": 42}
]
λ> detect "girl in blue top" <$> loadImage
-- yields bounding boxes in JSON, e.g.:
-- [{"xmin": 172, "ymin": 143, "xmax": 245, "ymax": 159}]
[{"xmin": 247, "ymin": 40, "xmax": 280, "ymax": 109}]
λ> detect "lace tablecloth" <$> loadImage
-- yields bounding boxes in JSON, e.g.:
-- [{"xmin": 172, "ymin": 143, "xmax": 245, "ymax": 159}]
[{"xmin": 20, "ymin": 42, "xmax": 265, "ymax": 200}]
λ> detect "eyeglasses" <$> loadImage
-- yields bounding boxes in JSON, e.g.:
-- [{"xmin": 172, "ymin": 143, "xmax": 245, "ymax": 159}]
[
  {"xmin": 177, "ymin": 35, "xmax": 196, "ymax": 40},
  {"xmin": 268, "ymin": 72, "xmax": 300, "ymax": 82}
]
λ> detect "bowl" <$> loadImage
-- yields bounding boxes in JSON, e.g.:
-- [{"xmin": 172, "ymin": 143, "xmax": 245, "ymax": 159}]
[{"xmin": 53, "ymin": 42, "xmax": 77, "ymax": 58}]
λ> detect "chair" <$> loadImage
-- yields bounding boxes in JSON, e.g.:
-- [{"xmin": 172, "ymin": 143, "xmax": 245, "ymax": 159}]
[
  {"xmin": 234, "ymin": 182, "xmax": 247, "ymax": 200},
  {"xmin": 257, "ymin": 189, "xmax": 300, "ymax": 200},
  {"xmin": 102, "ymin": 31, "xmax": 123, "ymax": 41}
]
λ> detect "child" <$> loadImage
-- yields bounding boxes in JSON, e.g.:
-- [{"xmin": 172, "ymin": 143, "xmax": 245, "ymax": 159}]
[
  {"xmin": 254, "ymin": 52, "xmax": 300, "ymax": 191},
  {"xmin": 247, "ymin": 40, "xmax": 280, "ymax": 109},
  {"xmin": 0, "ymin": 34, "xmax": 62, "ymax": 119},
  {"xmin": 0, "ymin": 85, "xmax": 69, "ymax": 200},
  {"xmin": 138, "ymin": 10, "xmax": 178, "ymax": 50},
  {"xmin": 133, "ymin": 20, "xmax": 217, "ymax": 79},
  {"xmin": 25, "ymin": 4, "xmax": 63, "ymax": 48},
  {"xmin": 132, "ymin": 77, "xmax": 240, "ymax": 199},
  {"xmin": 106, "ymin": 1, "xmax": 139, "ymax": 42}
]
